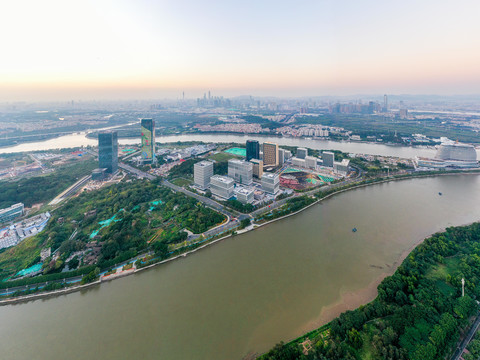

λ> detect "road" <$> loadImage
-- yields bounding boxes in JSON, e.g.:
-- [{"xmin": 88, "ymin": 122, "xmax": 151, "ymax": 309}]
[{"xmin": 451, "ymin": 311, "xmax": 480, "ymax": 360}]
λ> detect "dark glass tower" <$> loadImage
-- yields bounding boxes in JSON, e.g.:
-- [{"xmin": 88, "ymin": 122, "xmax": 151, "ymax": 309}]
[
  {"xmin": 246, "ymin": 140, "xmax": 259, "ymax": 161},
  {"xmin": 98, "ymin": 131, "xmax": 118, "ymax": 173}
]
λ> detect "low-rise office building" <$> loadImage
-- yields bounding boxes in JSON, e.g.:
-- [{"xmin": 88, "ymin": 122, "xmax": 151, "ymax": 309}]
[
  {"xmin": 0, "ymin": 203, "xmax": 24, "ymax": 224},
  {"xmin": 261, "ymin": 172, "xmax": 280, "ymax": 194},
  {"xmin": 297, "ymin": 147, "xmax": 308, "ymax": 159},
  {"xmin": 194, "ymin": 160, "xmax": 214, "ymax": 189},
  {"xmin": 228, "ymin": 159, "xmax": 253, "ymax": 185},
  {"xmin": 210, "ymin": 175, "xmax": 234, "ymax": 199},
  {"xmin": 334, "ymin": 159, "xmax": 350, "ymax": 175},
  {"xmin": 234, "ymin": 187, "xmax": 254, "ymax": 204},
  {"xmin": 305, "ymin": 156, "xmax": 317, "ymax": 169},
  {"xmin": 292, "ymin": 157, "xmax": 306, "ymax": 168}
]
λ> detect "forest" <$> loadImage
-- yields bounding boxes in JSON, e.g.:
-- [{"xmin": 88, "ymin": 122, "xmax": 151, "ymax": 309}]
[
  {"xmin": 0, "ymin": 159, "xmax": 96, "ymax": 208},
  {"xmin": 260, "ymin": 222, "xmax": 480, "ymax": 360},
  {"xmin": 0, "ymin": 179, "xmax": 225, "ymax": 282}
]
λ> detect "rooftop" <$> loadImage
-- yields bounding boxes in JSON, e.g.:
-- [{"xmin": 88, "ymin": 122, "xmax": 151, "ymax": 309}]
[{"xmin": 211, "ymin": 175, "xmax": 234, "ymax": 184}]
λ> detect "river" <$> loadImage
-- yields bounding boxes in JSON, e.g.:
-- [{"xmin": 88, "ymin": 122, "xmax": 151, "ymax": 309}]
[
  {"xmin": 1, "ymin": 175, "xmax": 480, "ymax": 360},
  {"xmin": 0, "ymin": 131, "xmax": 441, "ymax": 158}
]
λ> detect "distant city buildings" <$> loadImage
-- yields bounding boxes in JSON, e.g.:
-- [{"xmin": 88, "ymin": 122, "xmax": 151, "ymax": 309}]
[
  {"xmin": 210, "ymin": 175, "xmax": 234, "ymax": 199},
  {"xmin": 246, "ymin": 140, "xmax": 260, "ymax": 161},
  {"xmin": 0, "ymin": 203, "xmax": 24, "ymax": 224},
  {"xmin": 263, "ymin": 142, "xmax": 279, "ymax": 167},
  {"xmin": 98, "ymin": 131, "xmax": 118, "ymax": 173},
  {"xmin": 228, "ymin": 159, "xmax": 253, "ymax": 185},
  {"xmin": 194, "ymin": 161, "xmax": 214, "ymax": 189},
  {"xmin": 141, "ymin": 118, "xmax": 155, "ymax": 164}
]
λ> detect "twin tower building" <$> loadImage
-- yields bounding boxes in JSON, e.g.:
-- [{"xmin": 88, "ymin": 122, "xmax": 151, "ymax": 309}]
[{"xmin": 96, "ymin": 119, "xmax": 155, "ymax": 178}]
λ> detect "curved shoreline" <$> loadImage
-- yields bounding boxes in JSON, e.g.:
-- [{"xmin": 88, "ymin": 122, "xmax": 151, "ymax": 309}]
[{"xmin": 1, "ymin": 170, "xmax": 479, "ymax": 307}]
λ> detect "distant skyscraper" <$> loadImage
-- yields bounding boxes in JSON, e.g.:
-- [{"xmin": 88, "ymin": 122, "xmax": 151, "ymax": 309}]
[
  {"xmin": 383, "ymin": 94, "xmax": 388, "ymax": 112},
  {"xmin": 263, "ymin": 142, "xmax": 279, "ymax": 167},
  {"xmin": 141, "ymin": 118, "xmax": 155, "ymax": 164},
  {"xmin": 246, "ymin": 140, "xmax": 260, "ymax": 161},
  {"xmin": 98, "ymin": 131, "xmax": 118, "ymax": 173}
]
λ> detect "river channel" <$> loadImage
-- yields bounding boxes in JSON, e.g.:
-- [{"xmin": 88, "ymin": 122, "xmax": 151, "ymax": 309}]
[
  {"xmin": 1, "ymin": 175, "xmax": 480, "ymax": 360},
  {"xmin": 0, "ymin": 131, "xmax": 442, "ymax": 158}
]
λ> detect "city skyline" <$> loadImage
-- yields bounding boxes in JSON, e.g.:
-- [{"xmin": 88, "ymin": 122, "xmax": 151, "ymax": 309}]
[{"xmin": 1, "ymin": 0, "xmax": 480, "ymax": 101}]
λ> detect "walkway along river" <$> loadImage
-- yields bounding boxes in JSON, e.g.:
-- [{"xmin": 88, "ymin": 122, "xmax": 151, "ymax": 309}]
[{"xmin": 1, "ymin": 175, "xmax": 480, "ymax": 360}]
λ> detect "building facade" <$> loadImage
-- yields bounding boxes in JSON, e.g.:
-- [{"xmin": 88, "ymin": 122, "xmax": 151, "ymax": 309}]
[
  {"xmin": 297, "ymin": 147, "xmax": 308, "ymax": 159},
  {"xmin": 250, "ymin": 159, "xmax": 264, "ymax": 178},
  {"xmin": 263, "ymin": 142, "xmax": 279, "ymax": 167},
  {"xmin": 98, "ymin": 131, "xmax": 118, "ymax": 173},
  {"xmin": 322, "ymin": 151, "xmax": 334, "ymax": 168},
  {"xmin": 228, "ymin": 159, "xmax": 253, "ymax": 185},
  {"xmin": 0, "ymin": 203, "xmax": 24, "ymax": 224},
  {"xmin": 210, "ymin": 175, "xmax": 234, "ymax": 199},
  {"xmin": 246, "ymin": 140, "xmax": 260, "ymax": 161},
  {"xmin": 261, "ymin": 172, "xmax": 279, "ymax": 194},
  {"xmin": 141, "ymin": 118, "xmax": 156, "ymax": 164},
  {"xmin": 194, "ymin": 161, "xmax": 214, "ymax": 189},
  {"xmin": 305, "ymin": 156, "xmax": 317, "ymax": 169}
]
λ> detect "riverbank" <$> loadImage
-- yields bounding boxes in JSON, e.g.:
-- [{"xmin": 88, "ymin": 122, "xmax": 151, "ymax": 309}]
[{"xmin": 2, "ymin": 170, "xmax": 479, "ymax": 307}]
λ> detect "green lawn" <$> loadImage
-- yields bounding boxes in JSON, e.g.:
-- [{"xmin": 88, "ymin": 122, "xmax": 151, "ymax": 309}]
[
  {"xmin": 171, "ymin": 178, "xmax": 193, "ymax": 187},
  {"xmin": 208, "ymin": 152, "xmax": 238, "ymax": 162}
]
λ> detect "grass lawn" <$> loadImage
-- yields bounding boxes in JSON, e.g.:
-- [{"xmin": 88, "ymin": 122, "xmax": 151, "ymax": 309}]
[
  {"xmin": 208, "ymin": 152, "xmax": 239, "ymax": 162},
  {"xmin": 171, "ymin": 177, "xmax": 193, "ymax": 187},
  {"xmin": 0, "ymin": 236, "xmax": 42, "ymax": 279}
]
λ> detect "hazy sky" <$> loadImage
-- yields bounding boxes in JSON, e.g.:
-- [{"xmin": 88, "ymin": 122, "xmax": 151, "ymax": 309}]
[{"xmin": 1, "ymin": 0, "xmax": 479, "ymax": 100}]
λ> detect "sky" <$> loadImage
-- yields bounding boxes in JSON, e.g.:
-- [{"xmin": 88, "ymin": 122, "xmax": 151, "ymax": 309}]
[{"xmin": 1, "ymin": 0, "xmax": 480, "ymax": 101}]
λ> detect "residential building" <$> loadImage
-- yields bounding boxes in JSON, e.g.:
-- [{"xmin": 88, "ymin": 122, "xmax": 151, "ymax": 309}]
[
  {"xmin": 297, "ymin": 147, "xmax": 308, "ymax": 159},
  {"xmin": 261, "ymin": 172, "xmax": 279, "ymax": 194},
  {"xmin": 250, "ymin": 159, "xmax": 264, "ymax": 178},
  {"xmin": 194, "ymin": 161, "xmax": 214, "ymax": 189},
  {"xmin": 141, "ymin": 118, "xmax": 156, "ymax": 164},
  {"xmin": 0, "ymin": 203, "xmax": 24, "ymax": 224},
  {"xmin": 263, "ymin": 142, "xmax": 278, "ymax": 167},
  {"xmin": 246, "ymin": 140, "xmax": 260, "ymax": 161},
  {"xmin": 322, "ymin": 151, "xmax": 335, "ymax": 168},
  {"xmin": 98, "ymin": 131, "xmax": 118, "ymax": 173},
  {"xmin": 234, "ymin": 187, "xmax": 254, "ymax": 204},
  {"xmin": 228, "ymin": 159, "xmax": 253, "ymax": 185},
  {"xmin": 210, "ymin": 175, "xmax": 235, "ymax": 199}
]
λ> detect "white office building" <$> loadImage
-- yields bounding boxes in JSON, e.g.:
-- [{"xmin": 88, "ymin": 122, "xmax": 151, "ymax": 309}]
[
  {"xmin": 228, "ymin": 159, "xmax": 253, "ymax": 185},
  {"xmin": 284, "ymin": 150, "xmax": 292, "ymax": 159},
  {"xmin": 194, "ymin": 161, "xmax": 214, "ymax": 189},
  {"xmin": 261, "ymin": 172, "xmax": 280, "ymax": 194},
  {"xmin": 210, "ymin": 175, "xmax": 235, "ymax": 199},
  {"xmin": 305, "ymin": 156, "xmax": 317, "ymax": 169},
  {"xmin": 234, "ymin": 187, "xmax": 254, "ymax": 204},
  {"xmin": 292, "ymin": 157, "xmax": 306, "ymax": 168},
  {"xmin": 334, "ymin": 159, "xmax": 350, "ymax": 176}
]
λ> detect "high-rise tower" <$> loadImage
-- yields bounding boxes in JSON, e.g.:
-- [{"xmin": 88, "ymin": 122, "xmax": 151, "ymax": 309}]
[
  {"xmin": 98, "ymin": 131, "xmax": 118, "ymax": 173},
  {"xmin": 141, "ymin": 118, "xmax": 155, "ymax": 164}
]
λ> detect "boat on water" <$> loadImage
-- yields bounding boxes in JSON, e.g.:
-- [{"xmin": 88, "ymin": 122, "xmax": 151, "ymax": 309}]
[
  {"xmin": 352, "ymin": 228, "xmax": 357, "ymax": 232},
  {"xmin": 439, "ymin": 192, "xmax": 443, "ymax": 196}
]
